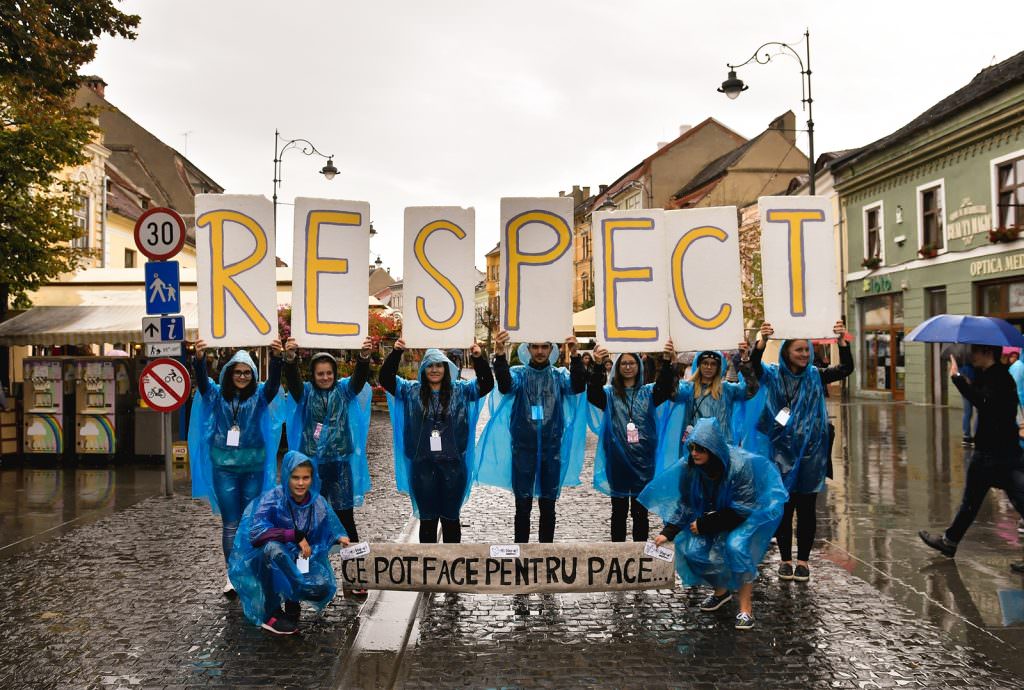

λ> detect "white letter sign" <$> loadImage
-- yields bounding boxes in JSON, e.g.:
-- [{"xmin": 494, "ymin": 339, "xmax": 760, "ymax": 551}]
[
  {"xmin": 759, "ymin": 196, "xmax": 839, "ymax": 339},
  {"xmin": 195, "ymin": 194, "xmax": 277, "ymax": 347},
  {"xmin": 592, "ymin": 209, "xmax": 668, "ymax": 352},
  {"xmin": 500, "ymin": 197, "xmax": 574, "ymax": 343},
  {"xmin": 402, "ymin": 207, "xmax": 477, "ymax": 348},
  {"xmin": 666, "ymin": 207, "xmax": 745, "ymax": 351},
  {"xmin": 291, "ymin": 197, "xmax": 370, "ymax": 349}
]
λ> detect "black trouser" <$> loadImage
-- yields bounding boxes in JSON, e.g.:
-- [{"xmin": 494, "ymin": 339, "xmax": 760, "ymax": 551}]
[
  {"xmin": 775, "ymin": 492, "xmax": 817, "ymax": 562},
  {"xmin": 419, "ymin": 518, "xmax": 463, "ymax": 544},
  {"xmin": 946, "ymin": 449, "xmax": 1024, "ymax": 543},
  {"xmin": 337, "ymin": 508, "xmax": 359, "ymax": 543},
  {"xmin": 610, "ymin": 496, "xmax": 649, "ymax": 542},
  {"xmin": 514, "ymin": 497, "xmax": 556, "ymax": 543}
]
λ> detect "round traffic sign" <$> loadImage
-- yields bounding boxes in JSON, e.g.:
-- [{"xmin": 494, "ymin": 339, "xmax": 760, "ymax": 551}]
[
  {"xmin": 134, "ymin": 207, "xmax": 187, "ymax": 261},
  {"xmin": 139, "ymin": 358, "xmax": 192, "ymax": 413}
]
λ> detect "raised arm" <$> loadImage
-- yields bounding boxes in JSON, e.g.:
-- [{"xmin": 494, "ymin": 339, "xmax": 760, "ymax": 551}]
[
  {"xmin": 587, "ymin": 345, "xmax": 609, "ymax": 410},
  {"xmin": 566, "ymin": 336, "xmax": 585, "ymax": 394},
  {"xmin": 652, "ymin": 339, "xmax": 677, "ymax": 406},
  {"xmin": 191, "ymin": 341, "xmax": 211, "ymax": 395},
  {"xmin": 379, "ymin": 341, "xmax": 404, "ymax": 396},
  {"xmin": 469, "ymin": 341, "xmax": 494, "ymax": 397},
  {"xmin": 262, "ymin": 341, "xmax": 283, "ymax": 403},
  {"xmin": 822, "ymin": 323, "xmax": 854, "ymax": 384},
  {"xmin": 347, "ymin": 337, "xmax": 374, "ymax": 396},
  {"xmin": 493, "ymin": 330, "xmax": 513, "ymax": 394},
  {"xmin": 281, "ymin": 338, "xmax": 304, "ymax": 402}
]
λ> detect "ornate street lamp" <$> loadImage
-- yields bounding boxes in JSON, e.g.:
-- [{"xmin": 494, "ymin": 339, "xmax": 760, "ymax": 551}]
[
  {"xmin": 717, "ymin": 29, "xmax": 816, "ymax": 194},
  {"xmin": 272, "ymin": 129, "xmax": 337, "ymax": 231}
]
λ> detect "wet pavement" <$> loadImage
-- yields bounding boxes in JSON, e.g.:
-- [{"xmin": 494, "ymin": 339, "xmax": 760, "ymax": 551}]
[{"xmin": 0, "ymin": 402, "xmax": 1020, "ymax": 688}]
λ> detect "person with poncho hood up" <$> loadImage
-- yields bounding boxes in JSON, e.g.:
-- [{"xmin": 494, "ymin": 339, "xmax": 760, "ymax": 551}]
[
  {"xmin": 477, "ymin": 329, "xmax": 587, "ymax": 543},
  {"xmin": 660, "ymin": 339, "xmax": 758, "ymax": 457},
  {"xmin": 642, "ymin": 417, "xmax": 787, "ymax": 630},
  {"xmin": 189, "ymin": 339, "xmax": 286, "ymax": 598},
  {"xmin": 587, "ymin": 343, "xmax": 677, "ymax": 542},
  {"xmin": 228, "ymin": 450, "xmax": 350, "ymax": 635},
  {"xmin": 282, "ymin": 337, "xmax": 373, "ymax": 550},
  {"xmin": 380, "ymin": 338, "xmax": 494, "ymax": 543},
  {"xmin": 746, "ymin": 319, "xmax": 852, "ymax": 584}
]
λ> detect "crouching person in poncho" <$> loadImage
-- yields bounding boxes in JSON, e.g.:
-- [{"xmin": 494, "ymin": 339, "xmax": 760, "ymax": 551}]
[
  {"xmin": 641, "ymin": 417, "xmax": 786, "ymax": 630},
  {"xmin": 228, "ymin": 451, "xmax": 350, "ymax": 636}
]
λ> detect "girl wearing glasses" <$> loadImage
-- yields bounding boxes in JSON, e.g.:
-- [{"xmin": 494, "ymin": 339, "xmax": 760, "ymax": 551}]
[
  {"xmin": 189, "ymin": 339, "xmax": 286, "ymax": 598},
  {"xmin": 643, "ymin": 417, "xmax": 787, "ymax": 630},
  {"xmin": 587, "ymin": 345, "xmax": 677, "ymax": 542}
]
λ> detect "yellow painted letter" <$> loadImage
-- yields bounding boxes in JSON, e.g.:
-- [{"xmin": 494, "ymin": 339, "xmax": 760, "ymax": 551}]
[
  {"xmin": 765, "ymin": 209, "xmax": 825, "ymax": 316},
  {"xmin": 305, "ymin": 210, "xmax": 360, "ymax": 336},
  {"xmin": 602, "ymin": 218, "xmax": 658, "ymax": 341},
  {"xmin": 671, "ymin": 226, "xmax": 732, "ymax": 330},
  {"xmin": 197, "ymin": 210, "xmax": 271, "ymax": 338},
  {"xmin": 503, "ymin": 211, "xmax": 571, "ymax": 330},
  {"xmin": 414, "ymin": 221, "xmax": 466, "ymax": 330}
]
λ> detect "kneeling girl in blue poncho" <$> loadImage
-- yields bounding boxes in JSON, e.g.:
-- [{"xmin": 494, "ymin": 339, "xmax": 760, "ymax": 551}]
[
  {"xmin": 188, "ymin": 339, "xmax": 285, "ymax": 597},
  {"xmin": 380, "ymin": 339, "xmax": 493, "ymax": 543},
  {"xmin": 229, "ymin": 450, "xmax": 350, "ymax": 635},
  {"xmin": 282, "ymin": 337, "xmax": 373, "ymax": 544},
  {"xmin": 642, "ymin": 417, "xmax": 787, "ymax": 630},
  {"xmin": 587, "ymin": 343, "xmax": 677, "ymax": 542}
]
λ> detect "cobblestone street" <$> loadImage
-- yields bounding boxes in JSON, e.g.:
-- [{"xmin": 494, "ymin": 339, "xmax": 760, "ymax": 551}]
[{"xmin": 0, "ymin": 406, "xmax": 1021, "ymax": 688}]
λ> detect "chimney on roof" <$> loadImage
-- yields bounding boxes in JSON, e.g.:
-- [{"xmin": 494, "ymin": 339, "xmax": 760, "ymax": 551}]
[
  {"xmin": 768, "ymin": 111, "xmax": 797, "ymax": 144},
  {"xmin": 679, "ymin": 124, "xmax": 691, "ymax": 136},
  {"xmin": 82, "ymin": 75, "xmax": 107, "ymax": 98},
  {"xmin": 599, "ymin": 184, "xmax": 608, "ymax": 195}
]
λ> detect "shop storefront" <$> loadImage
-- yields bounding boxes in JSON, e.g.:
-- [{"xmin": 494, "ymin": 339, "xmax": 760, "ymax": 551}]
[{"xmin": 857, "ymin": 291, "xmax": 905, "ymax": 400}]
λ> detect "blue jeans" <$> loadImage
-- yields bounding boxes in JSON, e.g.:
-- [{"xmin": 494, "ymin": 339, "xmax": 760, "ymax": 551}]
[
  {"xmin": 960, "ymin": 396, "xmax": 977, "ymax": 438},
  {"xmin": 212, "ymin": 466, "xmax": 262, "ymax": 563},
  {"xmin": 260, "ymin": 542, "xmax": 330, "ymax": 616}
]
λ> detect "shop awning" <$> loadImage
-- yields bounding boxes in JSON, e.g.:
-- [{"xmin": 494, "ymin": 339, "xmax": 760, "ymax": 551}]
[
  {"xmin": 572, "ymin": 306, "xmax": 596, "ymax": 335},
  {"xmin": 0, "ymin": 304, "xmax": 200, "ymax": 346}
]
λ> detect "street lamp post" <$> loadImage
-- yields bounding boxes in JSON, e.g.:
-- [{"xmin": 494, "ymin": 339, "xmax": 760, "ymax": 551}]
[
  {"xmin": 272, "ymin": 129, "xmax": 339, "ymax": 231},
  {"xmin": 717, "ymin": 29, "xmax": 815, "ymax": 194}
]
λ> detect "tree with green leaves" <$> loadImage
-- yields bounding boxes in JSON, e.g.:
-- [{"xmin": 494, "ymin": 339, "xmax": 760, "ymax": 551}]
[{"xmin": 0, "ymin": 1, "xmax": 139, "ymax": 311}]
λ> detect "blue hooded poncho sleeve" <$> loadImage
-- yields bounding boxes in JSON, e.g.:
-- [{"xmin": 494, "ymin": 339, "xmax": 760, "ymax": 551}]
[
  {"xmin": 285, "ymin": 370, "xmax": 373, "ymax": 508},
  {"xmin": 386, "ymin": 349, "xmax": 483, "ymax": 518},
  {"xmin": 661, "ymin": 352, "xmax": 748, "ymax": 463},
  {"xmin": 188, "ymin": 350, "xmax": 281, "ymax": 515},
  {"xmin": 639, "ymin": 417, "xmax": 787, "ymax": 591},
  {"xmin": 591, "ymin": 354, "xmax": 667, "ymax": 497},
  {"xmin": 228, "ymin": 451, "xmax": 347, "ymax": 627},
  {"xmin": 744, "ymin": 340, "xmax": 830, "ymax": 494},
  {"xmin": 476, "ymin": 343, "xmax": 588, "ymax": 500}
]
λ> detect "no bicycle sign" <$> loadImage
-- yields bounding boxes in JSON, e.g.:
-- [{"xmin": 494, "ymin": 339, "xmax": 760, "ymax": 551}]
[{"xmin": 139, "ymin": 358, "xmax": 191, "ymax": 413}]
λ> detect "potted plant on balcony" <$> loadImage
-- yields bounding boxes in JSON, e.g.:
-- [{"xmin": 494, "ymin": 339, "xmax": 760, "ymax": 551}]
[
  {"xmin": 861, "ymin": 255, "xmax": 882, "ymax": 270},
  {"xmin": 988, "ymin": 226, "xmax": 1021, "ymax": 243},
  {"xmin": 918, "ymin": 244, "xmax": 938, "ymax": 258}
]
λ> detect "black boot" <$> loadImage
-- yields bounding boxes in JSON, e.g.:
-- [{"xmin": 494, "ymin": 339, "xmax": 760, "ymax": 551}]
[
  {"xmin": 284, "ymin": 600, "xmax": 301, "ymax": 625},
  {"xmin": 918, "ymin": 530, "xmax": 957, "ymax": 557}
]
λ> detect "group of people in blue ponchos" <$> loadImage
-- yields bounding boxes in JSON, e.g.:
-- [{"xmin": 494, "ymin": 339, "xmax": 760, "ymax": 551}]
[{"xmin": 187, "ymin": 318, "xmax": 852, "ymax": 634}]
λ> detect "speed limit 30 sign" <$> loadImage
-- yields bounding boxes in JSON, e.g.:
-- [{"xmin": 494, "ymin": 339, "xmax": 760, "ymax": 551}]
[
  {"xmin": 139, "ymin": 358, "xmax": 191, "ymax": 413},
  {"xmin": 134, "ymin": 207, "xmax": 186, "ymax": 261}
]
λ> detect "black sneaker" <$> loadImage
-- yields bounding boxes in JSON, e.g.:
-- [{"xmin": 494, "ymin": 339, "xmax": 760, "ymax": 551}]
[
  {"xmin": 698, "ymin": 591, "xmax": 733, "ymax": 611},
  {"xmin": 1017, "ymin": 518, "xmax": 1024, "ymax": 536},
  {"xmin": 1011, "ymin": 561, "xmax": 1024, "ymax": 574},
  {"xmin": 778, "ymin": 562, "xmax": 795, "ymax": 580},
  {"xmin": 284, "ymin": 601, "xmax": 301, "ymax": 625},
  {"xmin": 918, "ymin": 530, "xmax": 957, "ymax": 557},
  {"xmin": 961, "ymin": 436, "xmax": 974, "ymax": 446},
  {"xmin": 346, "ymin": 587, "xmax": 369, "ymax": 599},
  {"xmin": 261, "ymin": 612, "xmax": 297, "ymax": 636},
  {"xmin": 734, "ymin": 612, "xmax": 755, "ymax": 630},
  {"xmin": 793, "ymin": 564, "xmax": 810, "ymax": 582}
]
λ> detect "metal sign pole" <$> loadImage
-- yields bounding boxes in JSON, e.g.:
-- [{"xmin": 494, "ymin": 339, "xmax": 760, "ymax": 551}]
[{"xmin": 163, "ymin": 412, "xmax": 174, "ymax": 496}]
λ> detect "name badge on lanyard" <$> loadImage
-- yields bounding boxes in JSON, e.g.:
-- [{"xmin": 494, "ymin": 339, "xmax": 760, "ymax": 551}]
[
  {"xmin": 226, "ymin": 425, "xmax": 241, "ymax": 447},
  {"xmin": 313, "ymin": 422, "xmax": 323, "ymax": 441},
  {"xmin": 775, "ymin": 406, "xmax": 791, "ymax": 427},
  {"xmin": 626, "ymin": 421, "xmax": 640, "ymax": 444},
  {"xmin": 430, "ymin": 429, "xmax": 443, "ymax": 452},
  {"xmin": 531, "ymin": 405, "xmax": 544, "ymax": 421}
]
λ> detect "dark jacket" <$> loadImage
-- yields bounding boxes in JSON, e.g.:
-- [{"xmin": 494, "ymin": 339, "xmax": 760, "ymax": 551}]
[{"xmin": 952, "ymin": 361, "xmax": 1019, "ymax": 455}]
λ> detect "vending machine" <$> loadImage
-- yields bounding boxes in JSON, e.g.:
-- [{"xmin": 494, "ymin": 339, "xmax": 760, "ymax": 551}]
[
  {"xmin": 23, "ymin": 358, "xmax": 69, "ymax": 456},
  {"xmin": 73, "ymin": 358, "xmax": 134, "ymax": 457}
]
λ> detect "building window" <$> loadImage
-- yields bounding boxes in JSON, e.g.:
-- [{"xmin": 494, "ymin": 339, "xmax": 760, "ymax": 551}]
[
  {"xmin": 124, "ymin": 248, "xmax": 137, "ymax": 268},
  {"xmin": 995, "ymin": 154, "xmax": 1024, "ymax": 230},
  {"xmin": 623, "ymin": 193, "xmax": 642, "ymax": 210},
  {"xmin": 859, "ymin": 293, "xmax": 905, "ymax": 399},
  {"xmin": 863, "ymin": 202, "xmax": 883, "ymax": 263},
  {"xmin": 72, "ymin": 195, "xmax": 89, "ymax": 249},
  {"xmin": 917, "ymin": 180, "xmax": 945, "ymax": 252}
]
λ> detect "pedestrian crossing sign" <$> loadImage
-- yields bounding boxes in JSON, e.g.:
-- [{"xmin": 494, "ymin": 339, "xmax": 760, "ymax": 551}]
[{"xmin": 145, "ymin": 261, "xmax": 181, "ymax": 315}]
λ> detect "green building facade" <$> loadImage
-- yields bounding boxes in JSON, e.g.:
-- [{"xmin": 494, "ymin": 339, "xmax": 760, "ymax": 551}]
[{"xmin": 834, "ymin": 52, "xmax": 1024, "ymax": 404}]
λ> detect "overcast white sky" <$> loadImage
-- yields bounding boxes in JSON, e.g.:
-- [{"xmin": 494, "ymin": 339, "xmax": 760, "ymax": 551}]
[{"xmin": 86, "ymin": 0, "xmax": 1024, "ymax": 275}]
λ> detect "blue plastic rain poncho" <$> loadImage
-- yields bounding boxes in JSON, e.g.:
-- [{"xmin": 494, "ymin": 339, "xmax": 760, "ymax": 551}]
[
  {"xmin": 666, "ymin": 351, "xmax": 749, "ymax": 454},
  {"xmin": 286, "ymin": 353, "xmax": 372, "ymax": 509},
  {"xmin": 591, "ymin": 354, "xmax": 674, "ymax": 496},
  {"xmin": 228, "ymin": 451, "xmax": 347, "ymax": 627},
  {"xmin": 745, "ymin": 340, "xmax": 831, "ymax": 494},
  {"xmin": 477, "ymin": 343, "xmax": 587, "ymax": 500},
  {"xmin": 386, "ymin": 349, "xmax": 484, "ymax": 520},
  {"xmin": 188, "ymin": 351, "xmax": 280, "ymax": 514},
  {"xmin": 639, "ymin": 418, "xmax": 787, "ymax": 591}
]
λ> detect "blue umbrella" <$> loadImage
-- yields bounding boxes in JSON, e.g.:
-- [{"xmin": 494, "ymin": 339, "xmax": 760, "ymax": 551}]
[{"xmin": 905, "ymin": 315, "xmax": 1024, "ymax": 347}]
